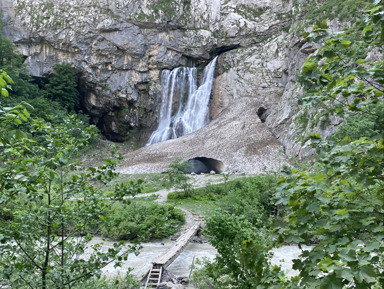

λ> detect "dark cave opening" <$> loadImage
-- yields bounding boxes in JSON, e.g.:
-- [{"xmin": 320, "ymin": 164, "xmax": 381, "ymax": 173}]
[
  {"xmin": 187, "ymin": 157, "xmax": 224, "ymax": 174},
  {"xmin": 257, "ymin": 107, "xmax": 268, "ymax": 123}
]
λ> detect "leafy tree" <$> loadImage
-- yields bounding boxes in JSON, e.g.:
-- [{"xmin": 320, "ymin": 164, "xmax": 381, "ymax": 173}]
[
  {"xmin": 44, "ymin": 62, "xmax": 80, "ymax": 111},
  {"xmin": 166, "ymin": 158, "xmax": 194, "ymax": 197},
  {"xmin": 194, "ymin": 211, "xmax": 285, "ymax": 289},
  {"xmin": 330, "ymin": 102, "xmax": 384, "ymax": 142},
  {"xmin": 274, "ymin": 1, "xmax": 384, "ymax": 288},
  {"xmin": 0, "ymin": 74, "xmax": 142, "ymax": 288},
  {"xmin": 218, "ymin": 174, "xmax": 277, "ymax": 226}
]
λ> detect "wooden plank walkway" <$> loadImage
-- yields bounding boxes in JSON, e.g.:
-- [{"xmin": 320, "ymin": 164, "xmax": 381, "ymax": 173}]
[
  {"xmin": 142, "ymin": 222, "xmax": 202, "ymax": 288},
  {"xmin": 153, "ymin": 222, "xmax": 202, "ymax": 269}
]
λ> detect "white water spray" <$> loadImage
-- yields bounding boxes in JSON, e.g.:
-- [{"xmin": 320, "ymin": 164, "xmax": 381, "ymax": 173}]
[{"xmin": 147, "ymin": 57, "xmax": 217, "ymax": 145}]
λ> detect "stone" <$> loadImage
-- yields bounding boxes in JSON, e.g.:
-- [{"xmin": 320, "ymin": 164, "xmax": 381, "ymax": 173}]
[
  {"xmin": 0, "ymin": 0, "xmax": 342, "ymax": 159},
  {"xmin": 157, "ymin": 282, "xmax": 184, "ymax": 289},
  {"xmin": 117, "ymin": 98, "xmax": 286, "ymax": 174},
  {"xmin": 177, "ymin": 277, "xmax": 189, "ymax": 284}
]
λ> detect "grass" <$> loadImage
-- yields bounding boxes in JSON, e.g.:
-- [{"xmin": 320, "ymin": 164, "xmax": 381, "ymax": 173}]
[
  {"xmin": 101, "ymin": 173, "xmax": 171, "ymax": 194},
  {"xmin": 168, "ymin": 199, "xmax": 219, "ymax": 217}
]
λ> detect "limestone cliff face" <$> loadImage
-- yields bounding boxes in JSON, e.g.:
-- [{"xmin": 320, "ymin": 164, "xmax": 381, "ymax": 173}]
[{"xmin": 1, "ymin": 0, "xmax": 317, "ymax": 159}]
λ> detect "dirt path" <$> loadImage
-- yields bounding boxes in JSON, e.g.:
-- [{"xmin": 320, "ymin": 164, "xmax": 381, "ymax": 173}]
[
  {"xmin": 140, "ymin": 174, "xmax": 229, "ymax": 202},
  {"xmin": 138, "ymin": 174, "xmax": 232, "ymax": 233}
]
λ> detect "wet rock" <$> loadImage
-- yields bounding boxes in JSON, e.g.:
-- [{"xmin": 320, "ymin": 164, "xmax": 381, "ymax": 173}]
[
  {"xmin": 191, "ymin": 236, "xmax": 203, "ymax": 243},
  {"xmin": 156, "ymin": 282, "xmax": 184, "ymax": 289},
  {"xmin": 177, "ymin": 277, "xmax": 189, "ymax": 284},
  {"xmin": 161, "ymin": 270, "xmax": 178, "ymax": 284}
]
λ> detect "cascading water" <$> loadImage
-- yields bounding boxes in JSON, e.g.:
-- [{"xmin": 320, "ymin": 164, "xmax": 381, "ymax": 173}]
[{"xmin": 147, "ymin": 57, "xmax": 218, "ymax": 146}]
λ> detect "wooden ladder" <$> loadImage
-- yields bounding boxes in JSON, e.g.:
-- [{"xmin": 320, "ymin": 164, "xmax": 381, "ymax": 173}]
[{"xmin": 144, "ymin": 265, "xmax": 162, "ymax": 289}]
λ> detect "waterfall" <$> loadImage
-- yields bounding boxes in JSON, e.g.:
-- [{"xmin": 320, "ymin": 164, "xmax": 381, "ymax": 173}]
[{"xmin": 147, "ymin": 57, "xmax": 217, "ymax": 145}]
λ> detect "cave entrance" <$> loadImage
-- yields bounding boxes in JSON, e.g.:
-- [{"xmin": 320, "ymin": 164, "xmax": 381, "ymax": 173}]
[
  {"xmin": 187, "ymin": 157, "xmax": 224, "ymax": 174},
  {"xmin": 257, "ymin": 107, "xmax": 268, "ymax": 123}
]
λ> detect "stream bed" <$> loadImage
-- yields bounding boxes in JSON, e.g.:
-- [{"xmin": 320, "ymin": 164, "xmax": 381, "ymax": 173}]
[{"xmin": 87, "ymin": 237, "xmax": 312, "ymax": 280}]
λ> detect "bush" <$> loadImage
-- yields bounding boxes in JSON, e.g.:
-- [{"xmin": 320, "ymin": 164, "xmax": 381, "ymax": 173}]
[
  {"xmin": 101, "ymin": 201, "xmax": 185, "ymax": 240},
  {"xmin": 73, "ymin": 272, "xmax": 140, "ymax": 289},
  {"xmin": 331, "ymin": 102, "xmax": 384, "ymax": 142},
  {"xmin": 165, "ymin": 158, "xmax": 194, "ymax": 196},
  {"xmin": 218, "ymin": 174, "xmax": 277, "ymax": 226},
  {"xmin": 44, "ymin": 63, "xmax": 80, "ymax": 111},
  {"xmin": 197, "ymin": 211, "xmax": 284, "ymax": 289},
  {"xmin": 168, "ymin": 175, "xmax": 277, "ymax": 222}
]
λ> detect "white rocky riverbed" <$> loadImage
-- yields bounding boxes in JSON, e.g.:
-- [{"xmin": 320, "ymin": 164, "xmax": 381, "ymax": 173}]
[{"xmin": 86, "ymin": 237, "xmax": 312, "ymax": 281}]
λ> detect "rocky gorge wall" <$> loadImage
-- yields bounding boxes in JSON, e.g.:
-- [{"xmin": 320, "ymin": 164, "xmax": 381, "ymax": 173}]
[{"xmin": 0, "ymin": 0, "xmax": 328, "ymax": 159}]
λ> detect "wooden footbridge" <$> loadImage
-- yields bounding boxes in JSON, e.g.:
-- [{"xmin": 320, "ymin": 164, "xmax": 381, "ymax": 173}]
[{"xmin": 142, "ymin": 222, "xmax": 202, "ymax": 288}]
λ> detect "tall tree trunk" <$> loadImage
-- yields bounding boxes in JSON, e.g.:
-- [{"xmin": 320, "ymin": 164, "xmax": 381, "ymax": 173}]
[{"xmin": 42, "ymin": 182, "xmax": 52, "ymax": 289}]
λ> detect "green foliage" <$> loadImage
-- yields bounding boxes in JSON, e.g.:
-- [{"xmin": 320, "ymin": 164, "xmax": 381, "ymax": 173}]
[
  {"xmin": 275, "ymin": 138, "xmax": 384, "ymax": 288},
  {"xmin": 101, "ymin": 172, "xmax": 171, "ymax": 194},
  {"xmin": 168, "ymin": 175, "xmax": 277, "ymax": 226},
  {"xmin": 1, "ymin": 23, "xmax": 87, "ymax": 127},
  {"xmin": 3, "ymin": 72, "xmax": 74, "ymax": 124},
  {"xmin": 166, "ymin": 158, "xmax": 194, "ymax": 197},
  {"xmin": 0, "ymin": 69, "xmax": 14, "ymax": 97},
  {"xmin": 73, "ymin": 272, "xmax": 140, "ymax": 289},
  {"xmin": 331, "ymin": 102, "xmax": 384, "ymax": 142},
  {"xmin": 168, "ymin": 176, "xmax": 247, "ymax": 201},
  {"xmin": 44, "ymin": 62, "xmax": 80, "ymax": 111},
  {"xmin": 187, "ymin": 174, "xmax": 281, "ymax": 288},
  {"xmin": 274, "ymin": 1, "xmax": 384, "ymax": 288},
  {"xmin": 195, "ymin": 1, "xmax": 384, "ymax": 288},
  {"xmin": 193, "ymin": 211, "xmax": 285, "ymax": 289},
  {"xmin": 218, "ymin": 174, "xmax": 277, "ymax": 226},
  {"xmin": 0, "ymin": 17, "xmax": 24, "ymax": 74},
  {"xmin": 293, "ymin": 0, "xmax": 371, "ymax": 34},
  {"xmin": 0, "ymin": 84, "xmax": 141, "ymax": 288},
  {"xmin": 298, "ymin": 9, "xmax": 384, "ymax": 118},
  {"xmin": 100, "ymin": 201, "xmax": 185, "ymax": 240}
]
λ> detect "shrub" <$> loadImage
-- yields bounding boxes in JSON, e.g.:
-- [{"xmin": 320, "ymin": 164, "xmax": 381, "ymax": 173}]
[
  {"xmin": 44, "ymin": 63, "xmax": 80, "ymax": 111},
  {"xmin": 101, "ymin": 201, "xmax": 185, "ymax": 240},
  {"xmin": 331, "ymin": 102, "xmax": 384, "ymax": 142},
  {"xmin": 165, "ymin": 158, "xmax": 194, "ymax": 197},
  {"xmin": 74, "ymin": 272, "xmax": 139, "ymax": 289}
]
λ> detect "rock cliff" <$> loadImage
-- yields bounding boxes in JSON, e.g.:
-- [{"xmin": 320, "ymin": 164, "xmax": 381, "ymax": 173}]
[{"xmin": 1, "ymin": 0, "xmax": 331, "ymax": 172}]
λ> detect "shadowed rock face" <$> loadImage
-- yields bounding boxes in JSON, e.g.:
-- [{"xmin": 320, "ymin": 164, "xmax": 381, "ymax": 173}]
[
  {"xmin": 1, "ymin": 0, "xmax": 341, "ymax": 161},
  {"xmin": 0, "ymin": 0, "xmax": 298, "ymax": 144}
]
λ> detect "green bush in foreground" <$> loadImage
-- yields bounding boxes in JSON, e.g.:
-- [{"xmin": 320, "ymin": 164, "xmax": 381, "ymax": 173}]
[
  {"xmin": 192, "ymin": 211, "xmax": 285, "ymax": 289},
  {"xmin": 101, "ymin": 201, "xmax": 185, "ymax": 240},
  {"xmin": 168, "ymin": 174, "xmax": 277, "ymax": 225},
  {"xmin": 74, "ymin": 272, "xmax": 139, "ymax": 289}
]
